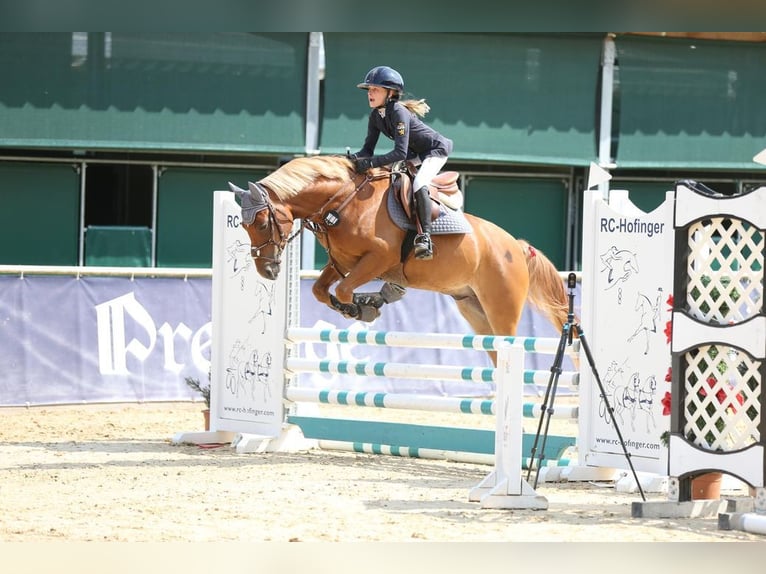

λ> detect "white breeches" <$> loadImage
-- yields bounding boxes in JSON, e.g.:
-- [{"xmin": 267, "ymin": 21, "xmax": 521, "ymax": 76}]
[{"xmin": 413, "ymin": 156, "xmax": 448, "ymax": 190}]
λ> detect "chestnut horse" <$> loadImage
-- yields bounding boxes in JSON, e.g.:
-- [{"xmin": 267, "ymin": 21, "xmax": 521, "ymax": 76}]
[{"xmin": 228, "ymin": 155, "xmax": 569, "ymax": 365}]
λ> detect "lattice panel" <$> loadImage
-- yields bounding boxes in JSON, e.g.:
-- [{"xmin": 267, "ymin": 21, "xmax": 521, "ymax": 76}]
[
  {"xmin": 683, "ymin": 344, "xmax": 761, "ymax": 451},
  {"xmin": 686, "ymin": 217, "xmax": 764, "ymax": 324}
]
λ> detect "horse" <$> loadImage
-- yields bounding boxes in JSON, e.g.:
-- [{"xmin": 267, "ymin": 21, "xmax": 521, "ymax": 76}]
[
  {"xmin": 627, "ymin": 290, "xmax": 661, "ymax": 355},
  {"xmin": 227, "ymin": 155, "xmax": 570, "ymax": 366}
]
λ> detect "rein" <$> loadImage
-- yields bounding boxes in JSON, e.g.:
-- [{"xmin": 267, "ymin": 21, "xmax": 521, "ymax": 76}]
[
  {"xmin": 302, "ymin": 173, "xmax": 380, "ymax": 234},
  {"xmin": 301, "ymin": 173, "xmax": 387, "ymax": 278},
  {"xmin": 247, "ymin": 172, "xmax": 380, "ymax": 267}
]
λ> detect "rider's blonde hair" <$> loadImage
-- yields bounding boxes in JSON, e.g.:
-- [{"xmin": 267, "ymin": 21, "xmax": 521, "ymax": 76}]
[{"xmin": 400, "ymin": 98, "xmax": 430, "ymax": 118}]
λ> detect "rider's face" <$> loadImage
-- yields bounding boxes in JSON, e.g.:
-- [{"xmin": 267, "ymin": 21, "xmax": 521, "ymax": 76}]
[{"xmin": 367, "ymin": 86, "xmax": 389, "ymax": 108}]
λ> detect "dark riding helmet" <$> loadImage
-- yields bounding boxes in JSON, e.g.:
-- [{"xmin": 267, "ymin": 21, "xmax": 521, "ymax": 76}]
[{"xmin": 357, "ymin": 66, "xmax": 404, "ymax": 94}]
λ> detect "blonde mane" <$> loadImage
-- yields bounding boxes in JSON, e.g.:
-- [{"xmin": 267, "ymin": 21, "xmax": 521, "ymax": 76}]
[{"xmin": 260, "ymin": 156, "xmax": 353, "ymax": 200}]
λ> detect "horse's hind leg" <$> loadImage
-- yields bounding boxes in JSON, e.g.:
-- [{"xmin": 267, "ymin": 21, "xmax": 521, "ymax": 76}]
[{"xmin": 452, "ymin": 294, "xmax": 498, "ymax": 365}]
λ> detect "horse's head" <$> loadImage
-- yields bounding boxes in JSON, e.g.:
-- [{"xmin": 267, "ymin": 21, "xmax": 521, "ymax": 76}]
[{"xmin": 228, "ymin": 181, "xmax": 294, "ymax": 280}]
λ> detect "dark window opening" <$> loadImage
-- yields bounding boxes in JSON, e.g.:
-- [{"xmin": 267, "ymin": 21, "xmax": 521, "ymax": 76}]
[{"xmin": 84, "ymin": 164, "xmax": 153, "ymax": 227}]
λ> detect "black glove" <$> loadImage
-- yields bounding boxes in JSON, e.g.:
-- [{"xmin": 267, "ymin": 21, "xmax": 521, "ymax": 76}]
[{"xmin": 353, "ymin": 157, "xmax": 374, "ymax": 173}]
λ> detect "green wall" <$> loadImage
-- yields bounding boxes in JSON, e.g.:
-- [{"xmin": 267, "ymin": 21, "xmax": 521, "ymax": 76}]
[
  {"xmin": 0, "ymin": 163, "xmax": 80, "ymax": 265},
  {"xmin": 0, "ymin": 33, "xmax": 307, "ymax": 154},
  {"xmin": 320, "ymin": 33, "xmax": 602, "ymax": 166},
  {"xmin": 157, "ymin": 167, "xmax": 268, "ymax": 268},
  {"xmin": 464, "ymin": 176, "xmax": 569, "ymax": 270},
  {"xmin": 616, "ymin": 36, "xmax": 766, "ymax": 169}
]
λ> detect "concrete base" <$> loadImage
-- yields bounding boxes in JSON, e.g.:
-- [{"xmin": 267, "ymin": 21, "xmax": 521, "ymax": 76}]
[{"xmin": 632, "ymin": 496, "xmax": 755, "ymax": 519}]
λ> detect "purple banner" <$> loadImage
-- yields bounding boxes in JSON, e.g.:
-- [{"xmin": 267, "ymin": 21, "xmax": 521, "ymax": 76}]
[
  {"xmin": 0, "ymin": 274, "xmax": 575, "ymax": 406},
  {"xmin": 0, "ymin": 275, "xmax": 212, "ymax": 406}
]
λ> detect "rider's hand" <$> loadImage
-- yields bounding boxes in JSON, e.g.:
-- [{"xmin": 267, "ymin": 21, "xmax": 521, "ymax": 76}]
[{"xmin": 353, "ymin": 157, "xmax": 373, "ymax": 173}]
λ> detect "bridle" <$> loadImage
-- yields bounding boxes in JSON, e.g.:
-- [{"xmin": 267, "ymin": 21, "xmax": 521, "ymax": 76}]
[{"xmin": 242, "ymin": 182, "xmax": 300, "ymax": 266}]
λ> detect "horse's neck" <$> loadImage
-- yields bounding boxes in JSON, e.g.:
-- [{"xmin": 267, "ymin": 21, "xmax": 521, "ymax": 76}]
[
  {"xmin": 282, "ymin": 180, "xmax": 355, "ymax": 219},
  {"xmin": 287, "ymin": 178, "xmax": 378, "ymax": 220}
]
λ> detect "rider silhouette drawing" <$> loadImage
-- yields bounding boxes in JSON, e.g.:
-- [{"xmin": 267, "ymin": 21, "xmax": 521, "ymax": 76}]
[{"xmin": 349, "ymin": 66, "xmax": 453, "ymax": 260}]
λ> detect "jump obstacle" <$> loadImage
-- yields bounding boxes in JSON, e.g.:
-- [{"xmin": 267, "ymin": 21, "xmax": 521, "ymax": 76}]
[
  {"xmin": 172, "ymin": 190, "xmax": 589, "ymax": 509},
  {"xmin": 282, "ymin": 326, "xmax": 579, "ymax": 468},
  {"xmin": 631, "ymin": 181, "xmax": 766, "ymax": 531},
  {"xmin": 173, "ymin": 183, "xmax": 703, "ymax": 506}
]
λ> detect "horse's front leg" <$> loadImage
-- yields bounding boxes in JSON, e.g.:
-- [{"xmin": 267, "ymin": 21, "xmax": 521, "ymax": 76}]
[
  {"xmin": 313, "ymin": 263, "xmax": 373, "ymax": 320},
  {"xmin": 331, "ymin": 254, "xmax": 398, "ymax": 322},
  {"xmin": 312, "ymin": 264, "xmax": 342, "ymax": 308}
]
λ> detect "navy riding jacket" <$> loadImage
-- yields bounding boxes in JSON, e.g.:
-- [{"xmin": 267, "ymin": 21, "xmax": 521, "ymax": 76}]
[{"xmin": 355, "ymin": 100, "xmax": 453, "ymax": 168}]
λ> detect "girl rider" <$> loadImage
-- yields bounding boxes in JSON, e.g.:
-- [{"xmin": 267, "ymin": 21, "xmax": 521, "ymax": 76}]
[{"xmin": 350, "ymin": 66, "xmax": 453, "ymax": 260}]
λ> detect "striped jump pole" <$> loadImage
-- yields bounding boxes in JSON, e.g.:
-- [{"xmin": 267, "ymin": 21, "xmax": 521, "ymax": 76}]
[
  {"xmin": 286, "ymin": 326, "xmax": 580, "ymax": 355},
  {"xmin": 284, "ymin": 387, "xmax": 578, "ymax": 420},
  {"xmin": 285, "ymin": 357, "xmax": 579, "ymax": 388}
]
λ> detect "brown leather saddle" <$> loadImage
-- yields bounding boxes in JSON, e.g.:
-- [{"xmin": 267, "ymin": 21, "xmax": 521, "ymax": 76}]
[{"xmin": 390, "ymin": 162, "xmax": 463, "ymax": 221}]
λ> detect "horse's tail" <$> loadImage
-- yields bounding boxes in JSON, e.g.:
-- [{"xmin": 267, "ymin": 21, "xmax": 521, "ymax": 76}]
[{"xmin": 518, "ymin": 239, "xmax": 572, "ymax": 335}]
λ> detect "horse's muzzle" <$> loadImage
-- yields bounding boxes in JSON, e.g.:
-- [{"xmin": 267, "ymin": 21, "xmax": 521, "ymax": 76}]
[{"xmin": 260, "ymin": 261, "xmax": 281, "ymax": 280}]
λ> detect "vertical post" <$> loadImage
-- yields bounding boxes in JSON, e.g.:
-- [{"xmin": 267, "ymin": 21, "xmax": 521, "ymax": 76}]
[
  {"xmin": 598, "ymin": 35, "xmax": 616, "ymax": 201},
  {"xmin": 468, "ymin": 344, "xmax": 548, "ymax": 509},
  {"xmin": 77, "ymin": 161, "xmax": 87, "ymax": 266},
  {"xmin": 302, "ymin": 32, "xmax": 324, "ymax": 271},
  {"xmin": 150, "ymin": 164, "xmax": 158, "ymax": 267},
  {"xmin": 305, "ymin": 32, "xmax": 323, "ymax": 156}
]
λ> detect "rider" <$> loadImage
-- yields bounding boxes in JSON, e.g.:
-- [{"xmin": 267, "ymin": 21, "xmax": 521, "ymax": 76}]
[{"xmin": 350, "ymin": 66, "xmax": 453, "ymax": 260}]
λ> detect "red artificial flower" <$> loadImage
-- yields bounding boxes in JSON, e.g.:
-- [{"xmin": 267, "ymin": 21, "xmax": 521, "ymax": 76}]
[
  {"xmin": 666, "ymin": 294, "xmax": 674, "ymax": 310},
  {"xmin": 661, "ymin": 391, "xmax": 672, "ymax": 416},
  {"xmin": 699, "ymin": 376, "xmax": 745, "ymax": 414},
  {"xmin": 665, "ymin": 367, "xmax": 672, "ymax": 383},
  {"xmin": 664, "ymin": 320, "xmax": 672, "ymax": 344}
]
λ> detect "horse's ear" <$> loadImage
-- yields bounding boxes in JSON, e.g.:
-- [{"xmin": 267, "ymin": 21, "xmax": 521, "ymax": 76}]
[
  {"xmin": 247, "ymin": 181, "xmax": 262, "ymax": 197},
  {"xmin": 247, "ymin": 182, "xmax": 270, "ymax": 207},
  {"xmin": 228, "ymin": 181, "xmax": 248, "ymax": 199}
]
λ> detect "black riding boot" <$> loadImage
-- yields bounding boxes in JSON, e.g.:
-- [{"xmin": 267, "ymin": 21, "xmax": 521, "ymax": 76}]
[{"xmin": 413, "ymin": 186, "xmax": 433, "ymax": 260}]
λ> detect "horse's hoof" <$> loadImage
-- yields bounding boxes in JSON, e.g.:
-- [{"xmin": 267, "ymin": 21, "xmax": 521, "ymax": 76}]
[
  {"xmin": 340, "ymin": 304, "xmax": 360, "ymax": 319},
  {"xmin": 353, "ymin": 292, "xmax": 385, "ymax": 309},
  {"xmin": 380, "ymin": 282, "xmax": 405, "ymax": 303},
  {"xmin": 330, "ymin": 294, "xmax": 360, "ymax": 319},
  {"xmin": 357, "ymin": 304, "xmax": 381, "ymax": 322}
]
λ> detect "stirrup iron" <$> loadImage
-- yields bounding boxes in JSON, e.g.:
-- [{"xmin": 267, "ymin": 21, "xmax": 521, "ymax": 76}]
[{"xmin": 413, "ymin": 233, "xmax": 433, "ymax": 260}]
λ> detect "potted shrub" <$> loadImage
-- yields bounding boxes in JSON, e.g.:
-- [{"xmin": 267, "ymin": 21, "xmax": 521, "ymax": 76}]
[{"xmin": 184, "ymin": 375, "xmax": 211, "ymax": 430}]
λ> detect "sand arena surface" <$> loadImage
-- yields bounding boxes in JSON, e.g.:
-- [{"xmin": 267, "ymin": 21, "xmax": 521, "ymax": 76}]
[{"xmin": 0, "ymin": 401, "xmax": 762, "ymax": 542}]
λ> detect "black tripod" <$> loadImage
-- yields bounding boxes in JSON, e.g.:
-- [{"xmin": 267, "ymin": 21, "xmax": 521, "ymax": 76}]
[{"xmin": 525, "ymin": 272, "xmax": 646, "ymax": 501}]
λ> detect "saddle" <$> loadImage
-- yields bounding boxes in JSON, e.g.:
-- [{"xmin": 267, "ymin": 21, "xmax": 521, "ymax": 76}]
[{"xmin": 390, "ymin": 162, "xmax": 464, "ymax": 221}]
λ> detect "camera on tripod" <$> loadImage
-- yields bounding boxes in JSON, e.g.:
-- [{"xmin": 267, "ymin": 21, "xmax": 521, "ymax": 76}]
[{"xmin": 526, "ymin": 271, "xmax": 646, "ymax": 501}]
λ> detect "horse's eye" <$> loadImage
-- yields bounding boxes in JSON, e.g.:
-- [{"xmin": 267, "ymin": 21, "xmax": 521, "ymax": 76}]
[{"xmin": 257, "ymin": 220, "xmax": 269, "ymax": 232}]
